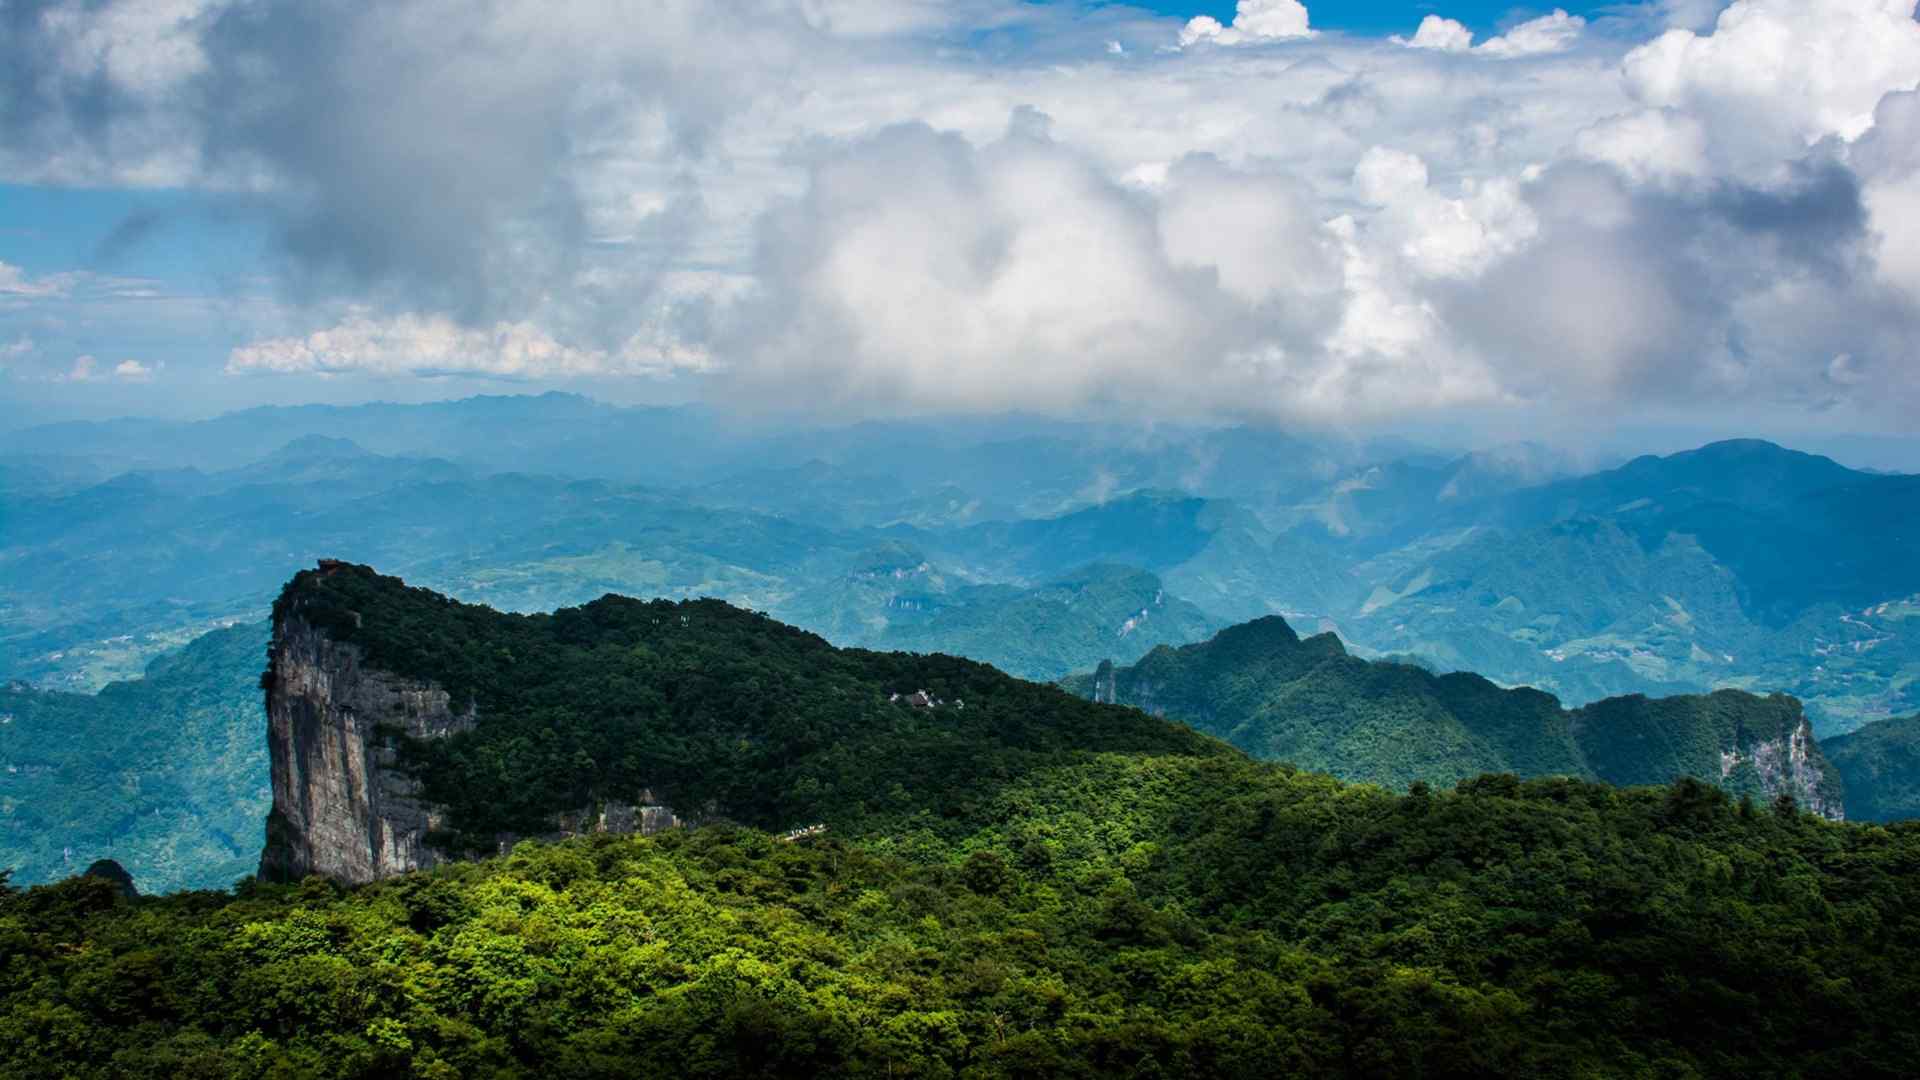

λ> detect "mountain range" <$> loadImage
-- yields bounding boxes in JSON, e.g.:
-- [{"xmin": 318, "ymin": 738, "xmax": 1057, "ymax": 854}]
[
  {"xmin": 7, "ymin": 560, "xmax": 1916, "ymax": 1077},
  {"xmin": 6, "ymin": 397, "xmax": 1912, "ymax": 737}
]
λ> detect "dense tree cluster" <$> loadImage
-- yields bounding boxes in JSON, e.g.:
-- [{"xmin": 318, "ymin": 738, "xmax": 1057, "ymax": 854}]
[
  {"xmin": 5, "ymin": 562, "xmax": 1897, "ymax": 1076},
  {"xmin": 6, "ymin": 764, "xmax": 1920, "ymax": 1078}
]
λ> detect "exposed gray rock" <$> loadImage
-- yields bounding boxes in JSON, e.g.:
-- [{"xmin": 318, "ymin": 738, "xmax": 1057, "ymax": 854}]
[{"xmin": 260, "ymin": 591, "xmax": 684, "ymax": 885}]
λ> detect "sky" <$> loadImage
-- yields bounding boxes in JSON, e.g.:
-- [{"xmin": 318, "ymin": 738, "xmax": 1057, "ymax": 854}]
[{"xmin": 1, "ymin": 0, "xmax": 1918, "ymax": 447}]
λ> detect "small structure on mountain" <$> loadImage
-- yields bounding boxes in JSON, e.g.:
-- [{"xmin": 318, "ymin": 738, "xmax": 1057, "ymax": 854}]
[{"xmin": 890, "ymin": 689, "xmax": 939, "ymax": 708}]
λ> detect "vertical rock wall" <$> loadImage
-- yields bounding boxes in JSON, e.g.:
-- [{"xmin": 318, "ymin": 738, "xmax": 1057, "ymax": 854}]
[{"xmin": 259, "ymin": 607, "xmax": 686, "ymax": 884}]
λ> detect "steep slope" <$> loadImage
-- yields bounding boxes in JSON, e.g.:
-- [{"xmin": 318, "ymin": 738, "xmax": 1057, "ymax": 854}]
[
  {"xmin": 0, "ymin": 622, "xmax": 270, "ymax": 892},
  {"xmin": 1823, "ymin": 713, "xmax": 1920, "ymax": 822},
  {"xmin": 260, "ymin": 561, "xmax": 1228, "ymax": 882},
  {"xmin": 1065, "ymin": 616, "xmax": 1843, "ymax": 815}
]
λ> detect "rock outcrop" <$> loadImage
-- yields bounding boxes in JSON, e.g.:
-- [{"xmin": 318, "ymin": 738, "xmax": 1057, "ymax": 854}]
[{"xmin": 259, "ymin": 568, "xmax": 684, "ymax": 884}]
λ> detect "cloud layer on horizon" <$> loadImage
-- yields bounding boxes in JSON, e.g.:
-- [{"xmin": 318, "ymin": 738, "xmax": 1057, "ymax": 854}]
[{"xmin": 3, "ymin": 0, "xmax": 1919, "ymax": 429}]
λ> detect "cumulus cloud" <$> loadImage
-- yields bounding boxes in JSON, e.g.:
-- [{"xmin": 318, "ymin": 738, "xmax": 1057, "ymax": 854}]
[
  {"xmin": 1352, "ymin": 147, "xmax": 1539, "ymax": 278},
  {"xmin": 0, "ymin": 261, "xmax": 75, "ymax": 298},
  {"xmin": 1476, "ymin": 9, "xmax": 1585, "ymax": 57},
  {"xmin": 718, "ymin": 112, "xmax": 1511, "ymax": 422},
  {"xmin": 1624, "ymin": 0, "xmax": 1920, "ymax": 146},
  {"xmin": 1574, "ymin": 108, "xmax": 1711, "ymax": 183},
  {"xmin": 227, "ymin": 312, "xmax": 708, "ymax": 379},
  {"xmin": 1179, "ymin": 0, "xmax": 1314, "ymax": 47},
  {"xmin": 45, "ymin": 354, "xmax": 157, "ymax": 382},
  {"xmin": 1852, "ymin": 89, "xmax": 1920, "ymax": 304},
  {"xmin": 1399, "ymin": 16, "xmax": 1473, "ymax": 53}
]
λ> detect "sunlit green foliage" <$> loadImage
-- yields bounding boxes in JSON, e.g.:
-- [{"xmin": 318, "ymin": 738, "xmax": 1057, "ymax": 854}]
[{"xmin": 7, "ymin": 765, "xmax": 1920, "ymax": 1078}]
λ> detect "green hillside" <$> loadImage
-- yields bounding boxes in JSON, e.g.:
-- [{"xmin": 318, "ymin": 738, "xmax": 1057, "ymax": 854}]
[
  {"xmin": 1063, "ymin": 617, "xmax": 1843, "ymax": 811},
  {"xmin": 270, "ymin": 563, "xmax": 1227, "ymax": 855},
  {"xmin": 1825, "ymin": 713, "xmax": 1920, "ymax": 822},
  {"xmin": 0, "ymin": 623, "xmax": 270, "ymax": 892}
]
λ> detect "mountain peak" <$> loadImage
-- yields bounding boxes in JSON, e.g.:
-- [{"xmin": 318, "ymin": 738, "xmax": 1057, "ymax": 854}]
[{"xmin": 1210, "ymin": 614, "xmax": 1301, "ymax": 652}]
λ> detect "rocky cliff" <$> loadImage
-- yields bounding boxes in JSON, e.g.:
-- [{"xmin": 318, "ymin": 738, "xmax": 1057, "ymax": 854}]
[{"xmin": 259, "ymin": 565, "xmax": 684, "ymax": 884}]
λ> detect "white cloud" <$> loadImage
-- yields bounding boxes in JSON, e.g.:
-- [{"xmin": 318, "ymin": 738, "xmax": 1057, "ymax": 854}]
[
  {"xmin": 1476, "ymin": 9, "xmax": 1585, "ymax": 58},
  {"xmin": 0, "ymin": 262, "xmax": 76, "ymax": 298},
  {"xmin": 1352, "ymin": 147, "xmax": 1540, "ymax": 278},
  {"xmin": 1624, "ymin": 0, "xmax": 1920, "ymax": 146},
  {"xmin": 1179, "ymin": 0, "xmax": 1314, "ymax": 47},
  {"xmin": 45, "ymin": 354, "xmax": 159, "ymax": 382},
  {"xmin": 1575, "ymin": 109, "xmax": 1711, "ymax": 183},
  {"xmin": 1400, "ymin": 15, "xmax": 1473, "ymax": 53},
  {"xmin": 7, "ymin": 0, "xmax": 1920, "ymax": 429},
  {"xmin": 1854, "ymin": 89, "xmax": 1920, "ymax": 303},
  {"xmin": 227, "ymin": 312, "xmax": 708, "ymax": 379}
]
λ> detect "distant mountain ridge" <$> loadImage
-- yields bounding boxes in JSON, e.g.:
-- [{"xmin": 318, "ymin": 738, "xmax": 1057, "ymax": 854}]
[{"xmin": 1065, "ymin": 615, "xmax": 1844, "ymax": 816}]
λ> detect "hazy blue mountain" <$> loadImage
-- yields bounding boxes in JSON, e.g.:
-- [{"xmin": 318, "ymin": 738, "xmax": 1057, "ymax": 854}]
[
  {"xmin": 0, "ymin": 440, "xmax": 872, "ymax": 687},
  {"xmin": 927, "ymin": 488, "xmax": 1365, "ymax": 623},
  {"xmin": 868, "ymin": 564, "xmax": 1224, "ymax": 681},
  {"xmin": 1342, "ymin": 441, "xmax": 1920, "ymax": 732}
]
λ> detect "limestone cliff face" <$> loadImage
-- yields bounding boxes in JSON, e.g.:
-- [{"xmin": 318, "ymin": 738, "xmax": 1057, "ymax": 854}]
[
  {"xmin": 1718, "ymin": 714, "xmax": 1844, "ymax": 821},
  {"xmin": 260, "ymin": 597, "xmax": 684, "ymax": 885}
]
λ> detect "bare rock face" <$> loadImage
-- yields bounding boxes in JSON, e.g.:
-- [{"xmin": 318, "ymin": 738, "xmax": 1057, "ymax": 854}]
[
  {"xmin": 258, "ymin": 613, "xmax": 475, "ymax": 884},
  {"xmin": 259, "ymin": 603, "xmax": 684, "ymax": 885},
  {"xmin": 1721, "ymin": 715, "xmax": 1845, "ymax": 821}
]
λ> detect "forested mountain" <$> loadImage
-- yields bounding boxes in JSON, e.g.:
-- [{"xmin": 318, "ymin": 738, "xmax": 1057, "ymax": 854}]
[
  {"xmin": 0, "ymin": 623, "xmax": 269, "ymax": 892},
  {"xmin": 263, "ymin": 562, "xmax": 1227, "ymax": 863},
  {"xmin": 1824, "ymin": 713, "xmax": 1920, "ymax": 822},
  {"xmin": 6, "ymin": 562, "xmax": 1920, "ymax": 1077},
  {"xmin": 1062, "ymin": 617, "xmax": 1843, "ymax": 814}
]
